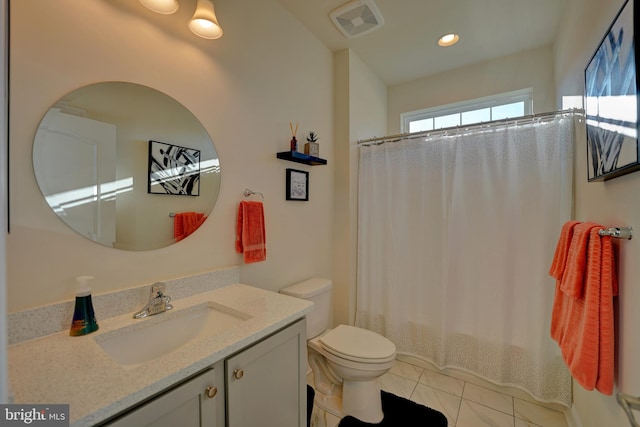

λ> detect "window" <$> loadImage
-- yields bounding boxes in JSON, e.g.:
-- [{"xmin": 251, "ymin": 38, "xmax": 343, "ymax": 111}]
[{"xmin": 401, "ymin": 89, "xmax": 533, "ymax": 133}]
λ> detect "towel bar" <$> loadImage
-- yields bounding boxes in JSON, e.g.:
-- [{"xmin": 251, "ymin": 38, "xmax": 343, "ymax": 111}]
[
  {"xmin": 598, "ymin": 227, "xmax": 633, "ymax": 239},
  {"xmin": 618, "ymin": 393, "xmax": 640, "ymax": 427}
]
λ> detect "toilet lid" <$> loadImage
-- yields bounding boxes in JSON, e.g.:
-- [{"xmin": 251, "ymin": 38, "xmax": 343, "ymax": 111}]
[{"xmin": 319, "ymin": 325, "xmax": 396, "ymax": 362}]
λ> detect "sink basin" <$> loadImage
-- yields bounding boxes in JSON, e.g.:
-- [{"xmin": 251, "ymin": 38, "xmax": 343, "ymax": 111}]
[{"xmin": 95, "ymin": 302, "xmax": 251, "ymax": 367}]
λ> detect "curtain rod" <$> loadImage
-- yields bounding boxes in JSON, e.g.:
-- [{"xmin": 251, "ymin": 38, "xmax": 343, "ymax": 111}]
[{"xmin": 357, "ymin": 109, "xmax": 584, "ymax": 146}]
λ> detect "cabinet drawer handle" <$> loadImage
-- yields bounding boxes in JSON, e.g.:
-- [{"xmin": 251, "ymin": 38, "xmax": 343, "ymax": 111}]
[
  {"xmin": 233, "ymin": 369, "xmax": 244, "ymax": 380},
  {"xmin": 205, "ymin": 386, "xmax": 218, "ymax": 399}
]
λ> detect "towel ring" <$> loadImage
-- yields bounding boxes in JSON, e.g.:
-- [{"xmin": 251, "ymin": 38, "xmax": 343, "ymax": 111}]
[{"xmin": 243, "ymin": 189, "xmax": 264, "ymax": 200}]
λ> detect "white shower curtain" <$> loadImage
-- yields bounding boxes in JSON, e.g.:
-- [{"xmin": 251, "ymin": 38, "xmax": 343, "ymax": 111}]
[{"xmin": 356, "ymin": 113, "xmax": 576, "ymax": 406}]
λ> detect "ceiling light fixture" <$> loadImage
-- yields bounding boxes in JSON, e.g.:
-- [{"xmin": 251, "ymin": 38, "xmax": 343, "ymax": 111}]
[
  {"xmin": 189, "ymin": 0, "xmax": 224, "ymax": 39},
  {"xmin": 139, "ymin": 0, "xmax": 179, "ymax": 15},
  {"xmin": 437, "ymin": 33, "xmax": 460, "ymax": 47},
  {"xmin": 139, "ymin": 0, "xmax": 224, "ymax": 40}
]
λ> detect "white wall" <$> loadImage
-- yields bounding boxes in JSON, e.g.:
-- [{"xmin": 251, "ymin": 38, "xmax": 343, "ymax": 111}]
[
  {"xmin": 8, "ymin": 0, "xmax": 334, "ymax": 311},
  {"xmin": 387, "ymin": 45, "xmax": 556, "ymax": 134},
  {"xmin": 554, "ymin": 0, "xmax": 640, "ymax": 425},
  {"xmin": 332, "ymin": 49, "xmax": 387, "ymax": 327}
]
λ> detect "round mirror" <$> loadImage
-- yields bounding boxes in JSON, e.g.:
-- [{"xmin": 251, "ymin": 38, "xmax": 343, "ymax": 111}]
[{"xmin": 33, "ymin": 82, "xmax": 221, "ymax": 250}]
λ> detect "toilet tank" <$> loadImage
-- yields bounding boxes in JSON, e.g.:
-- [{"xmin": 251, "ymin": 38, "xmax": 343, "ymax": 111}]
[{"xmin": 280, "ymin": 278, "xmax": 332, "ymax": 339}]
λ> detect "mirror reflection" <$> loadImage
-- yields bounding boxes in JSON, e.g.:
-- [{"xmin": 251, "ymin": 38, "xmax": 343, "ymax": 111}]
[{"xmin": 33, "ymin": 82, "xmax": 221, "ymax": 250}]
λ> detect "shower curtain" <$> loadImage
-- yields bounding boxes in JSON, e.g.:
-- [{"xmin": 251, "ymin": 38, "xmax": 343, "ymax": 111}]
[{"xmin": 356, "ymin": 113, "xmax": 577, "ymax": 406}]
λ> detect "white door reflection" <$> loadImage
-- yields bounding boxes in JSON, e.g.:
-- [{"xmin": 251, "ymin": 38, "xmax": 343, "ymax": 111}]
[{"xmin": 34, "ymin": 108, "xmax": 117, "ymax": 247}]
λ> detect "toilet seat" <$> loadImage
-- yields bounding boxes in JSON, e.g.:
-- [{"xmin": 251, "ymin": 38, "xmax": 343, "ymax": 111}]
[{"xmin": 319, "ymin": 325, "xmax": 396, "ymax": 364}]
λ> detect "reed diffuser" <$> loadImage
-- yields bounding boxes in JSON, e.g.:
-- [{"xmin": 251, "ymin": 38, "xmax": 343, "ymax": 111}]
[{"xmin": 289, "ymin": 122, "xmax": 299, "ymax": 151}]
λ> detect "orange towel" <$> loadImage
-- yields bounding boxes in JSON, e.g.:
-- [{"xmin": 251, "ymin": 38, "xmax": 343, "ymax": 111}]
[
  {"xmin": 550, "ymin": 222, "xmax": 618, "ymax": 395},
  {"xmin": 174, "ymin": 212, "xmax": 206, "ymax": 242},
  {"xmin": 561, "ymin": 222, "xmax": 602, "ymax": 298},
  {"xmin": 235, "ymin": 201, "xmax": 266, "ymax": 263},
  {"xmin": 549, "ymin": 220, "xmax": 580, "ymax": 280}
]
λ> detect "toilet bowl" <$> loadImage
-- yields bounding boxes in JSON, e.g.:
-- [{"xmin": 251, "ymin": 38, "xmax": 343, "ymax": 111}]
[
  {"xmin": 309, "ymin": 325, "xmax": 396, "ymax": 422},
  {"xmin": 280, "ymin": 279, "xmax": 396, "ymax": 424}
]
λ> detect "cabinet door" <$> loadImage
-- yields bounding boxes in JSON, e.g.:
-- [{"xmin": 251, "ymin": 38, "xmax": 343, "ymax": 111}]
[
  {"xmin": 104, "ymin": 368, "xmax": 219, "ymax": 427},
  {"xmin": 226, "ymin": 319, "xmax": 306, "ymax": 427}
]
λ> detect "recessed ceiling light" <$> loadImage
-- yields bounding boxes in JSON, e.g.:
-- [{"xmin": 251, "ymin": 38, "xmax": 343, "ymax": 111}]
[{"xmin": 438, "ymin": 33, "xmax": 460, "ymax": 47}]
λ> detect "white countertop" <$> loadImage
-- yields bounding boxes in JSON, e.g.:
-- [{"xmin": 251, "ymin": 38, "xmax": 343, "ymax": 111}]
[{"xmin": 7, "ymin": 284, "xmax": 313, "ymax": 427}]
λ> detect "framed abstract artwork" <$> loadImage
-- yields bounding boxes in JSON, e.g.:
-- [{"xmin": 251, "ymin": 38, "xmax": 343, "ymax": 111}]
[
  {"xmin": 148, "ymin": 140, "xmax": 201, "ymax": 196},
  {"xmin": 585, "ymin": 0, "xmax": 640, "ymax": 181},
  {"xmin": 286, "ymin": 168, "xmax": 309, "ymax": 201}
]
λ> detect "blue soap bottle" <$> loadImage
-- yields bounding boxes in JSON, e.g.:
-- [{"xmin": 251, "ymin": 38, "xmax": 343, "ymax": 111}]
[{"xmin": 69, "ymin": 276, "xmax": 99, "ymax": 336}]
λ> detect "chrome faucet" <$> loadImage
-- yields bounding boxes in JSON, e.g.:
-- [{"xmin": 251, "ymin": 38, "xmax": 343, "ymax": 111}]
[{"xmin": 133, "ymin": 282, "xmax": 173, "ymax": 319}]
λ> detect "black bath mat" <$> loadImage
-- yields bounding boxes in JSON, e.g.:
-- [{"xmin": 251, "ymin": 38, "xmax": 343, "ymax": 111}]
[
  {"xmin": 337, "ymin": 390, "xmax": 448, "ymax": 427},
  {"xmin": 307, "ymin": 385, "xmax": 315, "ymax": 427}
]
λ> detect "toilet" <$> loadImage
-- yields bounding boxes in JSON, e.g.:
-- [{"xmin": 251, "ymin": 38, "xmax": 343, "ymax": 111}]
[{"xmin": 280, "ymin": 278, "xmax": 396, "ymax": 424}]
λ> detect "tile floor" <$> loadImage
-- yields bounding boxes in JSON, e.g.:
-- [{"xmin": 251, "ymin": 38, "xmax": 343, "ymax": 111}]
[{"xmin": 309, "ymin": 355, "xmax": 570, "ymax": 427}]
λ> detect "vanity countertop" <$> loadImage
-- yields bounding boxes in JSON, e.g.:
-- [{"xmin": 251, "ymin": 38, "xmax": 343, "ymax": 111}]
[{"xmin": 7, "ymin": 284, "xmax": 313, "ymax": 427}]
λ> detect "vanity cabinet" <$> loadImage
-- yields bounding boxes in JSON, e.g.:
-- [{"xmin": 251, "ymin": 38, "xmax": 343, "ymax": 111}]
[
  {"xmin": 225, "ymin": 318, "xmax": 307, "ymax": 427},
  {"xmin": 103, "ymin": 368, "xmax": 220, "ymax": 427},
  {"xmin": 100, "ymin": 318, "xmax": 306, "ymax": 427}
]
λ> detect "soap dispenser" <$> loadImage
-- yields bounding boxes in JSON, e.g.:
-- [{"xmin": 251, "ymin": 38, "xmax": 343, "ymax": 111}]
[{"xmin": 69, "ymin": 275, "xmax": 99, "ymax": 336}]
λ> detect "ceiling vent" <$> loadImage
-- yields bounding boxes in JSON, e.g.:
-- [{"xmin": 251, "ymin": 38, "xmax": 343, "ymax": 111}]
[{"xmin": 330, "ymin": 0, "xmax": 384, "ymax": 39}]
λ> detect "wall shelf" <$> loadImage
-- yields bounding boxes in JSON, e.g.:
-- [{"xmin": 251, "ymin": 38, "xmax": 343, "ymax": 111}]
[{"xmin": 276, "ymin": 151, "xmax": 327, "ymax": 166}]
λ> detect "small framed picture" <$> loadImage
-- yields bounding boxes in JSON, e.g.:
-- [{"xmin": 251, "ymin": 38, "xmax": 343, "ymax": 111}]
[{"xmin": 286, "ymin": 168, "xmax": 309, "ymax": 201}]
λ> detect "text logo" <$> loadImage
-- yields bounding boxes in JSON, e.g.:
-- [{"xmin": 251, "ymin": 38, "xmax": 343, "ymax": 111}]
[{"xmin": 0, "ymin": 405, "xmax": 69, "ymax": 426}]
